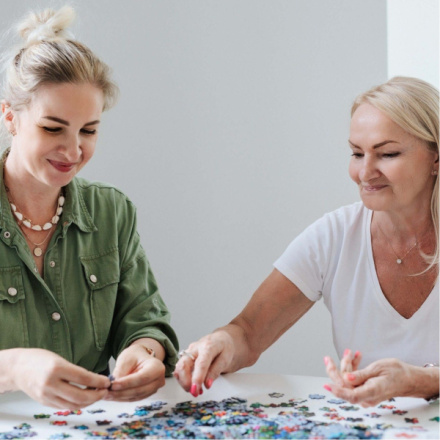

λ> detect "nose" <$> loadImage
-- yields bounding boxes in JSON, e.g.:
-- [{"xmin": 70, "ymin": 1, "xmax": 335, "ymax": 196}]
[
  {"xmin": 60, "ymin": 133, "xmax": 82, "ymax": 162},
  {"xmin": 359, "ymin": 156, "xmax": 380, "ymax": 182}
]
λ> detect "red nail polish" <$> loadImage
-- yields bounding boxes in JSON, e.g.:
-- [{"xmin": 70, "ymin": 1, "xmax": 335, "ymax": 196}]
[
  {"xmin": 354, "ymin": 351, "xmax": 360, "ymax": 358},
  {"xmin": 343, "ymin": 349, "xmax": 350, "ymax": 357},
  {"xmin": 206, "ymin": 378, "xmax": 213, "ymax": 389},
  {"xmin": 199, "ymin": 388, "xmax": 203, "ymax": 395},
  {"xmin": 346, "ymin": 373, "xmax": 356, "ymax": 381},
  {"xmin": 190, "ymin": 384, "xmax": 198, "ymax": 397},
  {"xmin": 323, "ymin": 384, "xmax": 332, "ymax": 392}
]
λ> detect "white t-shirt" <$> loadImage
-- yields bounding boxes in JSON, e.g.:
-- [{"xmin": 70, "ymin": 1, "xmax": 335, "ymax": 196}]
[{"xmin": 274, "ymin": 202, "xmax": 439, "ymax": 368}]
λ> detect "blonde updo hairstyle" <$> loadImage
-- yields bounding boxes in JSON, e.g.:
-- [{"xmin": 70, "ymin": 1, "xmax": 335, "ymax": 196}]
[
  {"xmin": 1, "ymin": 6, "xmax": 118, "ymax": 142},
  {"xmin": 351, "ymin": 76, "xmax": 439, "ymax": 269}
]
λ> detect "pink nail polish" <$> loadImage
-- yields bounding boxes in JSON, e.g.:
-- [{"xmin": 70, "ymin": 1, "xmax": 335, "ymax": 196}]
[
  {"xmin": 354, "ymin": 351, "xmax": 360, "ymax": 358},
  {"xmin": 206, "ymin": 378, "xmax": 213, "ymax": 389},
  {"xmin": 343, "ymin": 349, "xmax": 350, "ymax": 357},
  {"xmin": 190, "ymin": 384, "xmax": 198, "ymax": 397},
  {"xmin": 323, "ymin": 384, "xmax": 332, "ymax": 392},
  {"xmin": 324, "ymin": 356, "xmax": 329, "ymax": 366},
  {"xmin": 346, "ymin": 373, "xmax": 356, "ymax": 381}
]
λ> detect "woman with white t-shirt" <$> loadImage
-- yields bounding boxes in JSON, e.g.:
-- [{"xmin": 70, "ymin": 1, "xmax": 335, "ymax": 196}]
[{"xmin": 174, "ymin": 77, "xmax": 439, "ymax": 406}]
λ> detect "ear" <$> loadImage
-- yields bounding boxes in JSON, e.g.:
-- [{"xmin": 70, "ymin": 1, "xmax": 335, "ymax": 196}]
[{"xmin": 1, "ymin": 100, "xmax": 16, "ymax": 135}]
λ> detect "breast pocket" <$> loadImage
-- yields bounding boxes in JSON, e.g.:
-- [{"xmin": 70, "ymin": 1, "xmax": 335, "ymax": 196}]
[
  {"xmin": 80, "ymin": 248, "xmax": 120, "ymax": 351},
  {"xmin": 0, "ymin": 266, "xmax": 28, "ymax": 348}
]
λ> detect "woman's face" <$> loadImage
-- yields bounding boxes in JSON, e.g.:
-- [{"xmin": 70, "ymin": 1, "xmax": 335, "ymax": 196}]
[
  {"xmin": 348, "ymin": 103, "xmax": 438, "ymax": 215},
  {"xmin": 6, "ymin": 82, "xmax": 104, "ymax": 190}
]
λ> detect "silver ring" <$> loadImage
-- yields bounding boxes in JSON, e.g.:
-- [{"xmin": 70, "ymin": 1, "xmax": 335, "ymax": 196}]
[{"xmin": 178, "ymin": 350, "xmax": 195, "ymax": 361}]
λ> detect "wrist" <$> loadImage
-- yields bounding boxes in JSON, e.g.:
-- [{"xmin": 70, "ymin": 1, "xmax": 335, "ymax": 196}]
[{"xmin": 410, "ymin": 365, "xmax": 439, "ymax": 400}]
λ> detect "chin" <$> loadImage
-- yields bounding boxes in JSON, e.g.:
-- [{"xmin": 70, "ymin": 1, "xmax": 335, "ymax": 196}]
[{"xmin": 360, "ymin": 195, "xmax": 390, "ymax": 212}]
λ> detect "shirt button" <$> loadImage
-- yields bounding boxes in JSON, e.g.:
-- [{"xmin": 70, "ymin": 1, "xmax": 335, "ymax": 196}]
[
  {"xmin": 3, "ymin": 231, "xmax": 10, "ymax": 239},
  {"xmin": 49, "ymin": 261, "xmax": 56, "ymax": 268},
  {"xmin": 90, "ymin": 274, "xmax": 98, "ymax": 283},
  {"xmin": 8, "ymin": 287, "xmax": 17, "ymax": 297},
  {"xmin": 51, "ymin": 312, "xmax": 61, "ymax": 321}
]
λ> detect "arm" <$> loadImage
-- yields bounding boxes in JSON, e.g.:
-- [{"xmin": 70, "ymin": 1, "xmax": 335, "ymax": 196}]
[{"xmin": 174, "ymin": 269, "xmax": 314, "ymax": 396}]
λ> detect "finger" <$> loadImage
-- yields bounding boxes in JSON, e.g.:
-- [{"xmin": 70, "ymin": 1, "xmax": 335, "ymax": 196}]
[
  {"xmin": 55, "ymin": 381, "xmax": 109, "ymax": 408},
  {"xmin": 106, "ymin": 377, "xmax": 165, "ymax": 402},
  {"xmin": 324, "ymin": 356, "xmax": 345, "ymax": 387},
  {"xmin": 62, "ymin": 364, "xmax": 111, "ymax": 390},
  {"xmin": 340, "ymin": 349, "xmax": 353, "ymax": 373},
  {"xmin": 343, "ymin": 365, "xmax": 373, "ymax": 387},
  {"xmin": 204, "ymin": 351, "xmax": 233, "ymax": 388},
  {"xmin": 174, "ymin": 356, "xmax": 194, "ymax": 392},
  {"xmin": 191, "ymin": 349, "xmax": 221, "ymax": 396},
  {"xmin": 329, "ymin": 380, "xmax": 380, "ymax": 405},
  {"xmin": 111, "ymin": 363, "xmax": 165, "ymax": 392},
  {"xmin": 352, "ymin": 351, "xmax": 362, "ymax": 371}
]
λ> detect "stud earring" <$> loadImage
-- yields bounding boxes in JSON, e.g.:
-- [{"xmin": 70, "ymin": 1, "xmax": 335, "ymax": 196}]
[
  {"xmin": 9, "ymin": 130, "xmax": 16, "ymax": 136},
  {"xmin": 432, "ymin": 170, "xmax": 438, "ymax": 175}
]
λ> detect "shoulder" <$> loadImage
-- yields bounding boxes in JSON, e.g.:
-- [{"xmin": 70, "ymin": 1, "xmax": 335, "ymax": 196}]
[
  {"xmin": 314, "ymin": 202, "xmax": 368, "ymax": 232},
  {"xmin": 72, "ymin": 177, "xmax": 135, "ymax": 207}
]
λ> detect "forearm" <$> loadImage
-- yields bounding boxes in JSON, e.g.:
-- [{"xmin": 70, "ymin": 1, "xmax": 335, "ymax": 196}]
[{"xmin": 0, "ymin": 349, "xmax": 23, "ymax": 392}]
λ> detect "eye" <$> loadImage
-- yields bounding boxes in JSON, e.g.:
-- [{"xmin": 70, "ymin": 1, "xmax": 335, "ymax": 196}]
[
  {"xmin": 351, "ymin": 152, "xmax": 363, "ymax": 158},
  {"xmin": 43, "ymin": 126, "xmax": 61, "ymax": 133},
  {"xmin": 81, "ymin": 128, "xmax": 97, "ymax": 135},
  {"xmin": 382, "ymin": 152, "xmax": 400, "ymax": 158}
]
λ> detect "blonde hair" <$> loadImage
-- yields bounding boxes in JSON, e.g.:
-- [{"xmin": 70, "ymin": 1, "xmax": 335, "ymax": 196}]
[
  {"xmin": 352, "ymin": 76, "xmax": 439, "ymax": 269},
  {"xmin": 1, "ymin": 6, "xmax": 118, "ymax": 135}
]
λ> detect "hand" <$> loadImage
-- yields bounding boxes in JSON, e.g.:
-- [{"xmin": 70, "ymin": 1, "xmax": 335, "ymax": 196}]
[
  {"xmin": 106, "ymin": 344, "xmax": 166, "ymax": 402},
  {"xmin": 173, "ymin": 328, "xmax": 237, "ymax": 397},
  {"xmin": 324, "ymin": 355, "xmax": 429, "ymax": 407},
  {"xmin": 11, "ymin": 348, "xmax": 110, "ymax": 409}
]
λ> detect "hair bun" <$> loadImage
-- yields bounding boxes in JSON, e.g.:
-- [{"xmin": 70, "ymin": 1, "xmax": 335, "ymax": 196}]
[{"xmin": 18, "ymin": 5, "xmax": 75, "ymax": 46}]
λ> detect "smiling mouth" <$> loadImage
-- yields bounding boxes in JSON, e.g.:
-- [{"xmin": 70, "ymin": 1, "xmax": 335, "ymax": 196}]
[
  {"xmin": 361, "ymin": 184, "xmax": 388, "ymax": 192},
  {"xmin": 48, "ymin": 160, "xmax": 77, "ymax": 173}
]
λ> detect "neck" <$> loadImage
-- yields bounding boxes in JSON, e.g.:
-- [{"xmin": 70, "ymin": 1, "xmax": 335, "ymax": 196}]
[{"xmin": 3, "ymin": 156, "xmax": 61, "ymax": 226}]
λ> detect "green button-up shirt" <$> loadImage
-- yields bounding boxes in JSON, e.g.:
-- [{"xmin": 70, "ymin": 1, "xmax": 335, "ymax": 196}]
[{"xmin": 0, "ymin": 159, "xmax": 178, "ymax": 375}]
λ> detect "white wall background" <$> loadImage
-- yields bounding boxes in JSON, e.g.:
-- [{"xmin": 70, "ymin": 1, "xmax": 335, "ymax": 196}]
[
  {"xmin": 387, "ymin": 0, "xmax": 439, "ymax": 88},
  {"xmin": 1, "ymin": 1, "xmax": 389, "ymax": 376}
]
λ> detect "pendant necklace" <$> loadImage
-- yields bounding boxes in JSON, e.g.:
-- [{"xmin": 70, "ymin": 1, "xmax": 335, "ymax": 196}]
[
  {"xmin": 377, "ymin": 223, "xmax": 418, "ymax": 265},
  {"xmin": 18, "ymin": 226, "xmax": 52, "ymax": 257},
  {"xmin": 5, "ymin": 186, "xmax": 65, "ymax": 257}
]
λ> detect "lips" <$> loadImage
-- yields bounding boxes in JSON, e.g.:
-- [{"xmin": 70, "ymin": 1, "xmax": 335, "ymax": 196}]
[
  {"xmin": 361, "ymin": 184, "xmax": 388, "ymax": 192},
  {"xmin": 48, "ymin": 159, "xmax": 77, "ymax": 173}
]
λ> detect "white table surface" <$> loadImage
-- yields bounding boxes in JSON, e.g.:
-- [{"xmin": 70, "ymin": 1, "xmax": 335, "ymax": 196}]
[{"xmin": 0, "ymin": 373, "xmax": 438, "ymax": 439}]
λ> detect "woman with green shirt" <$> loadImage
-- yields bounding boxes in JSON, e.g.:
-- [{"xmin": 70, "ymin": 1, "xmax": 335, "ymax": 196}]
[{"xmin": 0, "ymin": 6, "xmax": 178, "ymax": 408}]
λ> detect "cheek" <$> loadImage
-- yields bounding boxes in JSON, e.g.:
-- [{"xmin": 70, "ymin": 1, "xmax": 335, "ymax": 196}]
[{"xmin": 348, "ymin": 161, "xmax": 359, "ymax": 183}]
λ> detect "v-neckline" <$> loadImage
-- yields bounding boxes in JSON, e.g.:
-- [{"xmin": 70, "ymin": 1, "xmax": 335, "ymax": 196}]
[{"xmin": 365, "ymin": 208, "xmax": 438, "ymax": 323}]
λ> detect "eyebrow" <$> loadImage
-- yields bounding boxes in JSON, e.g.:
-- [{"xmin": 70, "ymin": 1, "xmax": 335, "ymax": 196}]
[
  {"xmin": 42, "ymin": 116, "xmax": 101, "ymax": 127},
  {"xmin": 348, "ymin": 139, "xmax": 399, "ymax": 149}
]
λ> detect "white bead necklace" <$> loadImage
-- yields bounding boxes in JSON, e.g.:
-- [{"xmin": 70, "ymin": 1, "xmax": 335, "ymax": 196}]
[
  {"xmin": 8, "ymin": 193, "xmax": 65, "ymax": 231},
  {"xmin": 6, "ymin": 187, "xmax": 65, "ymax": 257}
]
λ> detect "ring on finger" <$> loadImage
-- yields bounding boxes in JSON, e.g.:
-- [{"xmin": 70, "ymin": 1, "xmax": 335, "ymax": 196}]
[{"xmin": 178, "ymin": 350, "xmax": 196, "ymax": 361}]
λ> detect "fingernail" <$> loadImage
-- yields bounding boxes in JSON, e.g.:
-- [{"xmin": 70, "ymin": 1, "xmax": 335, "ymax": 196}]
[
  {"xmin": 324, "ymin": 356, "xmax": 329, "ymax": 366},
  {"xmin": 173, "ymin": 372, "xmax": 180, "ymax": 380},
  {"xmin": 346, "ymin": 373, "xmax": 356, "ymax": 381},
  {"xmin": 354, "ymin": 351, "xmax": 360, "ymax": 358},
  {"xmin": 190, "ymin": 384, "xmax": 198, "ymax": 397},
  {"xmin": 199, "ymin": 388, "xmax": 203, "ymax": 395},
  {"xmin": 323, "ymin": 384, "xmax": 332, "ymax": 392},
  {"xmin": 343, "ymin": 349, "xmax": 350, "ymax": 357},
  {"xmin": 206, "ymin": 378, "xmax": 213, "ymax": 389}
]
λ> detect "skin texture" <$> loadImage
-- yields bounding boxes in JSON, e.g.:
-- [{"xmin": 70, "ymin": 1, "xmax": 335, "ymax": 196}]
[
  {"xmin": 175, "ymin": 103, "xmax": 439, "ymax": 403},
  {"xmin": 1, "ymin": 83, "xmax": 167, "ymax": 407}
]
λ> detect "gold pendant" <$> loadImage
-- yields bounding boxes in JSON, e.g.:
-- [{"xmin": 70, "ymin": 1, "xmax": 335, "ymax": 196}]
[{"xmin": 34, "ymin": 247, "xmax": 43, "ymax": 257}]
